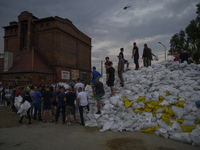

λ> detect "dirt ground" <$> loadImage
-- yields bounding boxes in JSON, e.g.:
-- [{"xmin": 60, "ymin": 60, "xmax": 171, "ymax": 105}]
[{"xmin": 0, "ymin": 106, "xmax": 199, "ymax": 150}]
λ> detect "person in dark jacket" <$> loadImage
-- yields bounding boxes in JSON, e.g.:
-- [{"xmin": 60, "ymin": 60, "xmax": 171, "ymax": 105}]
[
  {"xmin": 142, "ymin": 44, "xmax": 151, "ymax": 67},
  {"xmin": 19, "ymin": 91, "xmax": 32, "ymax": 124},
  {"xmin": 179, "ymin": 49, "xmax": 196, "ymax": 64}
]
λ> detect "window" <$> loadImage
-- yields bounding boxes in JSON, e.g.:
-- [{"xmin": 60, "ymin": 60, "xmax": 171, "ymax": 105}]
[{"xmin": 46, "ymin": 23, "xmax": 49, "ymax": 27}]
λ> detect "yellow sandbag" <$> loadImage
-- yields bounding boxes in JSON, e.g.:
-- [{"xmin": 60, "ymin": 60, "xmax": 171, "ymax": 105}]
[
  {"xmin": 177, "ymin": 96, "xmax": 180, "ymax": 100},
  {"xmin": 159, "ymin": 96, "xmax": 164, "ymax": 101},
  {"xmin": 133, "ymin": 108, "xmax": 144, "ymax": 114},
  {"xmin": 195, "ymin": 120, "xmax": 200, "ymax": 125},
  {"xmin": 161, "ymin": 113, "xmax": 171, "ymax": 123},
  {"xmin": 180, "ymin": 125, "xmax": 196, "ymax": 133},
  {"xmin": 178, "ymin": 119, "xmax": 184, "ymax": 123},
  {"xmin": 169, "ymin": 123, "xmax": 173, "ymax": 127},
  {"xmin": 123, "ymin": 97, "xmax": 133, "ymax": 108},
  {"xmin": 175, "ymin": 100, "xmax": 185, "ymax": 107},
  {"xmin": 167, "ymin": 106, "xmax": 174, "ymax": 116},
  {"xmin": 166, "ymin": 93, "xmax": 170, "ymax": 96},
  {"xmin": 139, "ymin": 126, "xmax": 160, "ymax": 134},
  {"xmin": 144, "ymin": 101, "xmax": 158, "ymax": 112},
  {"xmin": 153, "ymin": 105, "xmax": 163, "ymax": 114},
  {"xmin": 136, "ymin": 96, "xmax": 146, "ymax": 104},
  {"xmin": 162, "ymin": 107, "xmax": 168, "ymax": 113}
]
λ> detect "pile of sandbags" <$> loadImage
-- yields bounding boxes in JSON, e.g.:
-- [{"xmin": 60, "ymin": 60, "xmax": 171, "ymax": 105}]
[{"xmin": 85, "ymin": 60, "xmax": 200, "ymax": 146}]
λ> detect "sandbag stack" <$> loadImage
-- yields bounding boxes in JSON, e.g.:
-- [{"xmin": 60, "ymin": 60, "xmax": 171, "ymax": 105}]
[{"xmin": 85, "ymin": 60, "xmax": 200, "ymax": 146}]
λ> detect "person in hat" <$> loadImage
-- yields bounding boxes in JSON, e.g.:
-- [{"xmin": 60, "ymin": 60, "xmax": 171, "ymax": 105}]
[
  {"xmin": 91, "ymin": 66, "xmax": 101, "ymax": 90},
  {"xmin": 117, "ymin": 54, "xmax": 124, "ymax": 87},
  {"xmin": 42, "ymin": 86, "xmax": 54, "ymax": 123},
  {"xmin": 131, "ymin": 42, "xmax": 139, "ymax": 70},
  {"xmin": 119, "ymin": 48, "xmax": 129, "ymax": 69},
  {"xmin": 104, "ymin": 57, "xmax": 113, "ymax": 72}
]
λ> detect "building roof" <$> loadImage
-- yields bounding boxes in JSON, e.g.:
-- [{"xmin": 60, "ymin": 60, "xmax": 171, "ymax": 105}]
[{"xmin": 0, "ymin": 48, "xmax": 56, "ymax": 74}]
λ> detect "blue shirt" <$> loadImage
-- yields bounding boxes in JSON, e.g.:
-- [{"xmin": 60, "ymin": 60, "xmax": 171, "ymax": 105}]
[
  {"xmin": 58, "ymin": 93, "xmax": 65, "ymax": 106},
  {"xmin": 91, "ymin": 71, "xmax": 101, "ymax": 83},
  {"xmin": 34, "ymin": 91, "xmax": 42, "ymax": 103}
]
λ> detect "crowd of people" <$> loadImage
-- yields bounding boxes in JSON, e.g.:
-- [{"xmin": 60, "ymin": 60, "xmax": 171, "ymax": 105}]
[{"xmin": 0, "ymin": 42, "xmax": 197, "ymax": 126}]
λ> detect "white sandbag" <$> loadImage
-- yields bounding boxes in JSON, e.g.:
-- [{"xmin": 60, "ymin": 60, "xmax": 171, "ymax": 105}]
[
  {"xmin": 157, "ymin": 120, "xmax": 169, "ymax": 129},
  {"xmin": 134, "ymin": 127, "xmax": 141, "ymax": 132},
  {"xmin": 181, "ymin": 133, "xmax": 192, "ymax": 143},
  {"xmin": 14, "ymin": 96, "xmax": 23, "ymax": 110},
  {"xmin": 157, "ymin": 128, "xmax": 169, "ymax": 139},
  {"xmin": 100, "ymin": 121, "xmax": 114, "ymax": 132},
  {"xmin": 172, "ymin": 106, "xmax": 183, "ymax": 118},
  {"xmin": 124, "ymin": 120, "xmax": 134, "ymax": 128},
  {"xmin": 110, "ymin": 123, "xmax": 120, "ymax": 132},
  {"xmin": 182, "ymin": 120, "xmax": 196, "ymax": 126},
  {"xmin": 169, "ymin": 133, "xmax": 182, "ymax": 141}
]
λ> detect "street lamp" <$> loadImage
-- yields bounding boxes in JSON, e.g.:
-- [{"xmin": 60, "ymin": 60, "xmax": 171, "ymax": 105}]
[{"xmin": 158, "ymin": 42, "xmax": 166, "ymax": 60}]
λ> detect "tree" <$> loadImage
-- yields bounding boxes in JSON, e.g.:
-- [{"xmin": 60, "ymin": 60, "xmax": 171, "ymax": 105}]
[{"xmin": 168, "ymin": 3, "xmax": 200, "ymax": 64}]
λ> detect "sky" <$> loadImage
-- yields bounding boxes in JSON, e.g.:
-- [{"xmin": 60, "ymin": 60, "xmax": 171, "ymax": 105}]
[{"xmin": 0, "ymin": 0, "xmax": 199, "ymax": 74}]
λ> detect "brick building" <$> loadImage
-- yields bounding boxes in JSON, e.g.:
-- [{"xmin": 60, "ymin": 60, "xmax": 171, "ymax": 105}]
[{"xmin": 0, "ymin": 11, "xmax": 91, "ymax": 86}]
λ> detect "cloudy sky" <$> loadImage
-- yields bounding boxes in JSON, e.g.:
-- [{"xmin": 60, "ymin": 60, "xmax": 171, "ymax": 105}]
[{"xmin": 0, "ymin": 0, "xmax": 199, "ymax": 73}]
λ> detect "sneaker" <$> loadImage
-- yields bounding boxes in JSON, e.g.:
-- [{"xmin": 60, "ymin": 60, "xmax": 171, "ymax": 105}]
[
  {"xmin": 19, "ymin": 120, "xmax": 22, "ymax": 124},
  {"xmin": 68, "ymin": 123, "xmax": 71, "ymax": 126},
  {"xmin": 50, "ymin": 120, "xmax": 54, "ymax": 123},
  {"xmin": 96, "ymin": 111, "xmax": 101, "ymax": 114},
  {"xmin": 120, "ymin": 84, "xmax": 124, "ymax": 87},
  {"xmin": 43, "ymin": 120, "xmax": 46, "ymax": 123}
]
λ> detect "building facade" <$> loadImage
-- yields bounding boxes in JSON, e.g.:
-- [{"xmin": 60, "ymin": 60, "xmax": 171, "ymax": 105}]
[{"xmin": 0, "ymin": 11, "xmax": 91, "ymax": 86}]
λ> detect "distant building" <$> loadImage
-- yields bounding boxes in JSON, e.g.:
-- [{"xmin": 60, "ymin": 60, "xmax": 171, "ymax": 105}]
[{"xmin": 0, "ymin": 11, "xmax": 91, "ymax": 86}]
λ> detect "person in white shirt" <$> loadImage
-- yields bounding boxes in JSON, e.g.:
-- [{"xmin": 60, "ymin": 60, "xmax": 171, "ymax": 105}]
[
  {"xmin": 74, "ymin": 78, "xmax": 85, "ymax": 111},
  {"xmin": 78, "ymin": 87, "xmax": 89, "ymax": 126}
]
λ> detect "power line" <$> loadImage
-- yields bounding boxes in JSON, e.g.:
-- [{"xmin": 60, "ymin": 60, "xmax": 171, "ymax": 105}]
[{"xmin": 79, "ymin": 0, "xmax": 120, "ymax": 26}]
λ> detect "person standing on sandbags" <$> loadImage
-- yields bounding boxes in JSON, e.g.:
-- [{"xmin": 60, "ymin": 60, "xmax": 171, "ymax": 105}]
[
  {"xmin": 104, "ymin": 57, "xmax": 113, "ymax": 72},
  {"xmin": 91, "ymin": 66, "xmax": 102, "ymax": 90},
  {"xmin": 106, "ymin": 62, "xmax": 115, "ymax": 96},
  {"xmin": 19, "ymin": 91, "xmax": 32, "ymax": 124},
  {"xmin": 119, "ymin": 48, "xmax": 129, "ymax": 69},
  {"xmin": 93, "ymin": 77, "xmax": 105, "ymax": 114},
  {"xmin": 149, "ymin": 48, "xmax": 156, "ymax": 66},
  {"xmin": 179, "ymin": 49, "xmax": 196, "ymax": 64},
  {"xmin": 131, "ymin": 42, "xmax": 139, "ymax": 70},
  {"xmin": 117, "ymin": 54, "xmax": 124, "ymax": 87},
  {"xmin": 142, "ymin": 44, "xmax": 151, "ymax": 67},
  {"xmin": 78, "ymin": 87, "xmax": 89, "ymax": 126}
]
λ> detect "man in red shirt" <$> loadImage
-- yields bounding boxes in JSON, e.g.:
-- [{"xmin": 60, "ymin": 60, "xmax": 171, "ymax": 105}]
[
  {"xmin": 15, "ymin": 87, "xmax": 21, "ymax": 97},
  {"xmin": 104, "ymin": 57, "xmax": 113, "ymax": 72},
  {"xmin": 174, "ymin": 53, "xmax": 179, "ymax": 61}
]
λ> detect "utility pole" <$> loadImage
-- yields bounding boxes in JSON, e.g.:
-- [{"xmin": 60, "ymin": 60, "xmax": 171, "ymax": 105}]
[
  {"xmin": 101, "ymin": 60, "xmax": 103, "ymax": 75},
  {"xmin": 158, "ymin": 42, "xmax": 166, "ymax": 60}
]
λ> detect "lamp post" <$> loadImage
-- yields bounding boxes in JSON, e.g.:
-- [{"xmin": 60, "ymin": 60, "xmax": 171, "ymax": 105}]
[{"xmin": 158, "ymin": 42, "xmax": 166, "ymax": 60}]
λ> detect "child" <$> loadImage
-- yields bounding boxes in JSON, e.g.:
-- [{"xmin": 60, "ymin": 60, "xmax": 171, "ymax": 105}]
[{"xmin": 19, "ymin": 91, "xmax": 32, "ymax": 124}]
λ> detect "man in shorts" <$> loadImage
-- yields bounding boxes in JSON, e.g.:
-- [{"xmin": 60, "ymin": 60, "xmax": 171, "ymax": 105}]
[
  {"xmin": 93, "ymin": 78, "xmax": 105, "ymax": 114},
  {"xmin": 117, "ymin": 54, "xmax": 124, "ymax": 87},
  {"xmin": 65, "ymin": 87, "xmax": 77, "ymax": 125},
  {"xmin": 42, "ymin": 86, "xmax": 53, "ymax": 123},
  {"xmin": 34, "ymin": 86, "xmax": 42, "ymax": 121},
  {"xmin": 106, "ymin": 62, "xmax": 115, "ymax": 96},
  {"xmin": 78, "ymin": 87, "xmax": 89, "ymax": 126}
]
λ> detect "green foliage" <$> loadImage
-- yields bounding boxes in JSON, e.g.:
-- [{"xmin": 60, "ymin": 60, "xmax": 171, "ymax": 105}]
[{"xmin": 168, "ymin": 3, "xmax": 200, "ymax": 64}]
